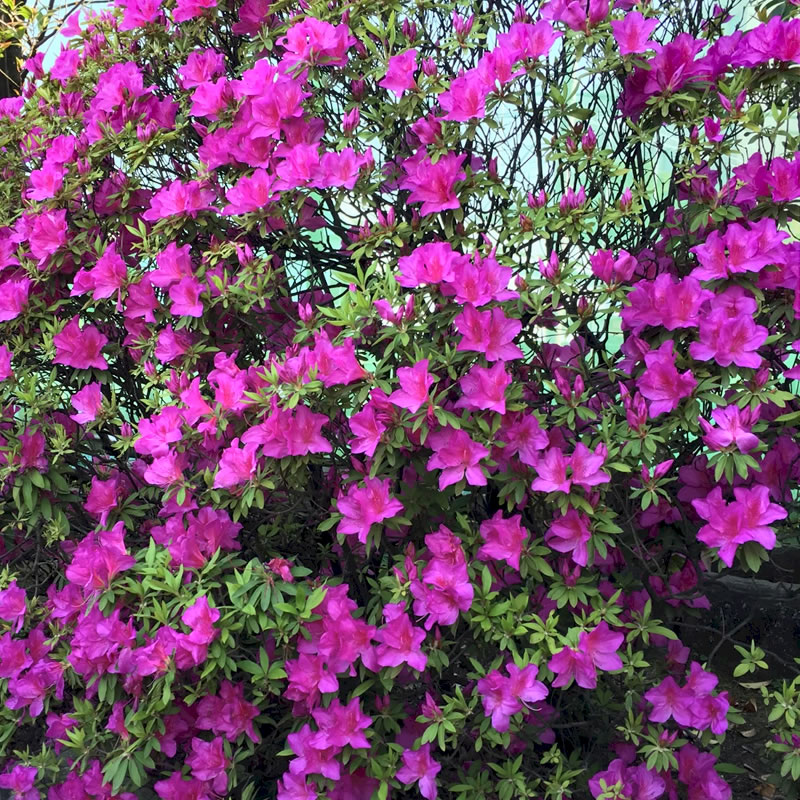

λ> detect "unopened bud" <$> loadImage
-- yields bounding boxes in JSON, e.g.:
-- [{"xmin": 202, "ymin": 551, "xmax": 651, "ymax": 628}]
[
  {"xmin": 581, "ymin": 126, "xmax": 596, "ymax": 156},
  {"xmin": 342, "ymin": 106, "xmax": 360, "ymax": 136},
  {"xmin": 422, "ymin": 57, "xmax": 437, "ymax": 76},
  {"xmin": 351, "ymin": 78, "xmax": 366, "ymax": 101}
]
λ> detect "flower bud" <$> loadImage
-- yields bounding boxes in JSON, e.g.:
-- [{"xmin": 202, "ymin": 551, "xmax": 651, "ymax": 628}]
[
  {"xmin": 554, "ymin": 372, "xmax": 571, "ymax": 399},
  {"xmin": 581, "ymin": 126, "xmax": 596, "ymax": 156},
  {"xmin": 342, "ymin": 106, "xmax": 360, "ymax": 136},
  {"xmin": 402, "ymin": 18, "xmax": 418, "ymax": 41},
  {"xmin": 351, "ymin": 78, "xmax": 366, "ymax": 101},
  {"xmin": 298, "ymin": 302, "xmax": 314, "ymax": 323},
  {"xmin": 513, "ymin": 3, "xmax": 530, "ymax": 22},
  {"xmin": 137, "ymin": 120, "xmax": 158, "ymax": 143},
  {"xmin": 421, "ymin": 57, "xmax": 437, "ymax": 76},
  {"xmin": 453, "ymin": 11, "xmax": 475, "ymax": 40},
  {"xmin": 539, "ymin": 251, "xmax": 560, "ymax": 280}
]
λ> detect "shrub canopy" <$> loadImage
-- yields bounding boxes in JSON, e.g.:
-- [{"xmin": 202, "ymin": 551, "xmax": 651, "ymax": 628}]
[{"xmin": 1, "ymin": 0, "xmax": 800, "ymax": 798}]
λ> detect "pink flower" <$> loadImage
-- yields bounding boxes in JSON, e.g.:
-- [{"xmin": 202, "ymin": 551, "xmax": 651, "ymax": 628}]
[
  {"xmin": 589, "ymin": 760, "xmax": 665, "ymax": 800},
  {"xmin": 0, "ymin": 632, "xmax": 32, "ymax": 679},
  {"xmin": 438, "ymin": 69, "xmax": 489, "ymax": 121},
  {"xmin": 275, "ymin": 144, "xmax": 321, "ymax": 190},
  {"xmin": 89, "ymin": 243, "xmax": 128, "ymax": 301},
  {"xmin": 570, "ymin": 442, "xmax": 611, "ymax": 489},
  {"xmin": 396, "ymin": 242, "xmax": 467, "ymax": 287},
  {"xmin": 583, "ymin": 622, "xmax": 624, "ymax": 672},
  {"xmin": 638, "ymin": 340, "xmax": 697, "ymax": 417},
  {"xmin": 549, "ymin": 645, "xmax": 593, "ymax": 687},
  {"xmin": 0, "ymin": 581, "xmax": 26, "ymax": 632},
  {"xmin": 182, "ymin": 595, "xmax": 220, "ymax": 659},
  {"xmin": 143, "ymin": 451, "xmax": 185, "ymax": 487},
  {"xmin": 285, "ymin": 653, "xmax": 339, "ymax": 710},
  {"xmin": 27, "ymin": 162, "xmax": 66, "ymax": 200},
  {"xmin": 374, "ymin": 604, "xmax": 428, "ymax": 671},
  {"xmin": 169, "ymin": 277, "xmax": 204, "ymax": 317},
  {"xmin": 691, "ymin": 219, "xmax": 787, "ymax": 280},
  {"xmin": 677, "ymin": 744, "xmax": 732, "ymax": 800},
  {"xmin": 196, "ymin": 681, "xmax": 260, "ymax": 743},
  {"xmin": 0, "ymin": 344, "xmax": 13, "ymax": 380},
  {"xmin": 152, "ymin": 242, "xmax": 194, "ymax": 288},
  {"xmin": 120, "ymin": 0, "xmax": 163, "ymax": 30},
  {"xmin": 622, "ymin": 274, "xmax": 712, "ymax": 333},
  {"xmin": 379, "ymin": 49, "xmax": 417, "ymax": 96},
  {"xmin": 190, "ymin": 77, "xmax": 231, "ymax": 118},
  {"xmin": 154, "ymin": 771, "xmax": 212, "ymax": 800},
  {"xmin": 531, "ymin": 442, "xmax": 611, "ymax": 493},
  {"xmin": 243, "ymin": 405, "xmax": 332, "ymax": 458},
  {"xmin": 278, "ymin": 773, "xmax": 317, "ymax": 800},
  {"xmin": 155, "ymin": 325, "xmax": 194, "ymax": 363},
  {"xmin": 70, "ymin": 383, "xmax": 103, "ymax": 424},
  {"xmin": 426, "ymin": 428, "xmax": 489, "ymax": 490},
  {"xmin": 692, "ymin": 485, "xmax": 786, "ymax": 567},
  {"xmin": 173, "ymin": 0, "xmax": 217, "ymax": 23},
  {"xmin": 501, "ymin": 412, "xmax": 549, "ymax": 466},
  {"xmin": 313, "ymin": 147, "xmax": 372, "ymax": 190},
  {"xmin": 699, "ymin": 405, "xmax": 760, "ymax": 453},
  {"xmin": 0, "ymin": 764, "xmax": 38, "ymax": 800},
  {"xmin": 6, "ymin": 658, "xmax": 63, "ymax": 717},
  {"xmin": 65, "ymin": 522, "xmax": 136, "ymax": 596},
  {"xmin": 455, "ymin": 362, "xmax": 511, "ymax": 413},
  {"xmin": 29, "ymin": 210, "xmax": 68, "ymax": 264},
  {"xmin": 287, "ymin": 724, "xmax": 342, "ymax": 781},
  {"xmin": 53, "ymin": 317, "xmax": 109, "ymax": 370},
  {"xmin": 286, "ymin": 406, "xmax": 333, "ymax": 456},
  {"xmin": 396, "ymin": 744, "xmax": 441, "ymax": 800},
  {"xmin": 337, "ymin": 478, "xmax": 404, "ymax": 543},
  {"xmin": 454, "ymin": 305, "xmax": 523, "ymax": 361},
  {"xmin": 477, "ymin": 662, "xmax": 547, "ymax": 732},
  {"xmin": 644, "ymin": 675, "xmax": 694, "ymax": 726},
  {"xmin": 310, "ymin": 697, "xmax": 372, "ymax": 750},
  {"xmin": 84, "ymin": 475, "xmax": 123, "ymax": 527},
  {"xmin": 278, "ymin": 17, "xmax": 355, "ymax": 68},
  {"xmin": 213, "ymin": 438, "xmax": 259, "ymax": 489},
  {"xmin": 400, "ymin": 151, "xmax": 467, "ymax": 216},
  {"xmin": 186, "ymin": 736, "xmax": 228, "ymax": 794},
  {"xmin": 142, "ymin": 180, "xmax": 216, "ymax": 221},
  {"xmin": 589, "ymin": 249, "xmax": 638, "ymax": 285},
  {"xmin": 689, "ymin": 308, "xmax": 767, "ymax": 369},
  {"xmin": 389, "ymin": 359, "xmax": 434, "ymax": 413},
  {"xmin": 348, "ymin": 403, "xmax": 386, "ymax": 458},
  {"xmin": 550, "ymin": 623, "xmax": 623, "ymax": 689},
  {"xmin": 610, "ymin": 11, "xmax": 658, "ymax": 54},
  {"xmin": 477, "ymin": 511, "xmax": 528, "ymax": 570},
  {"xmin": 546, "ymin": 509, "xmax": 592, "ymax": 566},
  {"xmin": 496, "ymin": 21, "xmax": 562, "ymax": 61},
  {"xmin": 179, "ymin": 48, "xmax": 225, "ymax": 89},
  {"xmin": 441, "ymin": 251, "xmax": 517, "ymax": 307},
  {"xmin": 0, "ymin": 277, "xmax": 32, "ymax": 321}
]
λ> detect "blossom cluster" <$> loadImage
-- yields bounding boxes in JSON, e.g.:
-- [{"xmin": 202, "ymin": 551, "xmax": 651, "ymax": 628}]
[{"xmin": 0, "ymin": 0, "xmax": 799, "ymax": 798}]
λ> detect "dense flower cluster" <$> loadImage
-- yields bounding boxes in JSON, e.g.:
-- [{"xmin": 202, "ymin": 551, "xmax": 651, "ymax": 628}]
[{"xmin": 0, "ymin": 0, "xmax": 799, "ymax": 797}]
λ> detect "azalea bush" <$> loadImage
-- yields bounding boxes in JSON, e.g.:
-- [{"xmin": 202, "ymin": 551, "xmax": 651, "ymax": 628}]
[{"xmin": 1, "ymin": 0, "xmax": 800, "ymax": 797}]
